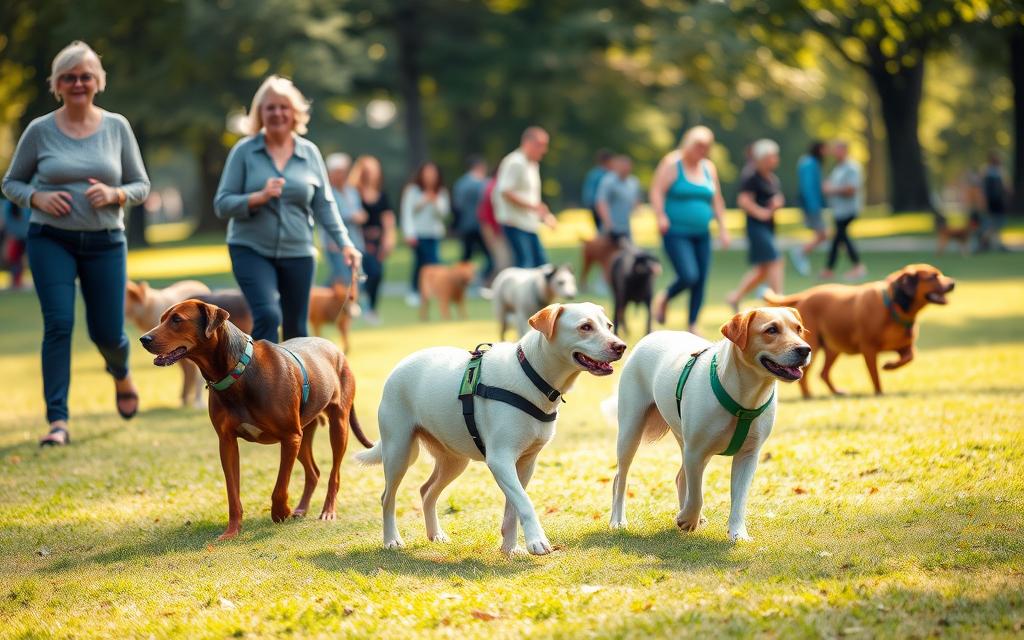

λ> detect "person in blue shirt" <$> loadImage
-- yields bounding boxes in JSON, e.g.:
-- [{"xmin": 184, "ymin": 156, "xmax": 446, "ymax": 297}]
[
  {"xmin": 452, "ymin": 156, "xmax": 493, "ymax": 280},
  {"xmin": 581, "ymin": 148, "xmax": 613, "ymax": 230},
  {"xmin": 320, "ymin": 152, "xmax": 365, "ymax": 285},
  {"xmin": 789, "ymin": 141, "xmax": 826, "ymax": 276},
  {"xmin": 594, "ymin": 154, "xmax": 641, "ymax": 241},
  {"xmin": 215, "ymin": 76, "xmax": 361, "ymax": 344}
]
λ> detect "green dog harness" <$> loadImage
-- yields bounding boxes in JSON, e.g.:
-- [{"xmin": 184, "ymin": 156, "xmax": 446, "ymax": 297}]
[
  {"xmin": 881, "ymin": 287, "xmax": 915, "ymax": 335},
  {"xmin": 207, "ymin": 336, "xmax": 254, "ymax": 391},
  {"xmin": 675, "ymin": 349, "xmax": 774, "ymax": 456}
]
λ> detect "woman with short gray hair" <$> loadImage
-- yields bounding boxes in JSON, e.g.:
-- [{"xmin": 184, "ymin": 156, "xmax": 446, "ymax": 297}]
[{"xmin": 2, "ymin": 40, "xmax": 151, "ymax": 446}]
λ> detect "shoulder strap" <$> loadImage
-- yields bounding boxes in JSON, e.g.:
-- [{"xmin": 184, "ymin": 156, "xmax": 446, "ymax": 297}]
[
  {"xmin": 278, "ymin": 346, "xmax": 310, "ymax": 407},
  {"xmin": 675, "ymin": 347, "xmax": 709, "ymax": 416}
]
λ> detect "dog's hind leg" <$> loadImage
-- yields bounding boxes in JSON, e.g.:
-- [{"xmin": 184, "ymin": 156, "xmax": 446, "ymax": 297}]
[
  {"xmin": 319, "ymin": 400, "xmax": 350, "ymax": 520},
  {"xmin": 820, "ymin": 347, "xmax": 845, "ymax": 396},
  {"xmin": 271, "ymin": 433, "xmax": 301, "ymax": 523},
  {"xmin": 499, "ymin": 451, "xmax": 539, "ymax": 554},
  {"xmin": 419, "ymin": 450, "xmax": 469, "ymax": 542},
  {"xmin": 379, "ymin": 406, "xmax": 419, "ymax": 549},
  {"xmin": 610, "ymin": 400, "xmax": 653, "ymax": 529},
  {"xmin": 292, "ymin": 419, "xmax": 321, "ymax": 518}
]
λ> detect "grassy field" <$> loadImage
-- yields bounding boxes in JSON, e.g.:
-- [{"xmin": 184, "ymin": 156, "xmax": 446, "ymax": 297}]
[{"xmin": 1, "ymin": 225, "xmax": 1023, "ymax": 638}]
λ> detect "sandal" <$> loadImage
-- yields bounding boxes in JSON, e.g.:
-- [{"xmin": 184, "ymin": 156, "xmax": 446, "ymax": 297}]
[
  {"xmin": 116, "ymin": 391, "xmax": 139, "ymax": 420},
  {"xmin": 40, "ymin": 426, "xmax": 70, "ymax": 447}
]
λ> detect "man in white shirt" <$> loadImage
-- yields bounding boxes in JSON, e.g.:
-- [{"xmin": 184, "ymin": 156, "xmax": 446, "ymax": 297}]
[{"xmin": 493, "ymin": 126, "xmax": 557, "ymax": 267}]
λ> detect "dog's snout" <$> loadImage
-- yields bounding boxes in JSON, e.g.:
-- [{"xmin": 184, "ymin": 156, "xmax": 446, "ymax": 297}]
[
  {"xmin": 610, "ymin": 341, "xmax": 627, "ymax": 356},
  {"xmin": 139, "ymin": 334, "xmax": 153, "ymax": 347},
  {"xmin": 794, "ymin": 345, "xmax": 811, "ymax": 360},
  {"xmin": 945, "ymin": 279, "xmax": 956, "ymax": 292}
]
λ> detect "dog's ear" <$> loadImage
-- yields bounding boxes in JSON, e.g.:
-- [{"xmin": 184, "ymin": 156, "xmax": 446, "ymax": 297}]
[
  {"xmin": 893, "ymin": 271, "xmax": 918, "ymax": 310},
  {"xmin": 541, "ymin": 264, "xmax": 556, "ymax": 280},
  {"xmin": 720, "ymin": 309, "xmax": 758, "ymax": 350},
  {"xmin": 529, "ymin": 304, "xmax": 564, "ymax": 341},
  {"xmin": 200, "ymin": 302, "xmax": 231, "ymax": 339},
  {"xmin": 786, "ymin": 307, "xmax": 808, "ymax": 336},
  {"xmin": 125, "ymin": 281, "xmax": 142, "ymax": 303},
  {"xmin": 559, "ymin": 263, "xmax": 574, "ymax": 274}
]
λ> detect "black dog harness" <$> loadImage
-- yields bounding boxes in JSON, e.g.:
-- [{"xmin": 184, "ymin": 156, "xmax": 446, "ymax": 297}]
[{"xmin": 459, "ymin": 343, "xmax": 562, "ymax": 456}]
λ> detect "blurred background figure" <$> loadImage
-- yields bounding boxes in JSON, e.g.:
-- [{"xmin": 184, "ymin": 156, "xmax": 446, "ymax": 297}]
[
  {"xmin": 790, "ymin": 140, "xmax": 827, "ymax": 276},
  {"xmin": 215, "ymin": 75, "xmax": 359, "ymax": 344},
  {"xmin": 495, "ymin": 126, "xmax": 557, "ymax": 268},
  {"xmin": 982, "ymin": 150, "xmax": 1010, "ymax": 251},
  {"xmin": 822, "ymin": 140, "xmax": 866, "ymax": 281},
  {"xmin": 476, "ymin": 168, "xmax": 509, "ymax": 284},
  {"xmin": 3, "ymin": 197, "xmax": 30, "ymax": 291},
  {"xmin": 350, "ymin": 155, "xmax": 394, "ymax": 325},
  {"xmin": 401, "ymin": 161, "xmax": 449, "ymax": 306},
  {"xmin": 650, "ymin": 126, "xmax": 729, "ymax": 334},
  {"xmin": 582, "ymin": 148, "xmax": 613, "ymax": 231},
  {"xmin": 321, "ymin": 152, "xmax": 365, "ymax": 285},
  {"xmin": 452, "ymin": 155, "xmax": 493, "ymax": 282},
  {"xmin": 594, "ymin": 154, "xmax": 641, "ymax": 242},
  {"xmin": 727, "ymin": 138, "xmax": 784, "ymax": 311}
]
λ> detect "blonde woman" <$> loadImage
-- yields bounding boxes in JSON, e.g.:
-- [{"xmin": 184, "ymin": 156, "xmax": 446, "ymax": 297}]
[
  {"xmin": 649, "ymin": 126, "xmax": 729, "ymax": 334},
  {"xmin": 2, "ymin": 41, "xmax": 150, "ymax": 446},
  {"xmin": 348, "ymin": 155, "xmax": 395, "ymax": 324},
  {"xmin": 214, "ymin": 75, "xmax": 361, "ymax": 342}
]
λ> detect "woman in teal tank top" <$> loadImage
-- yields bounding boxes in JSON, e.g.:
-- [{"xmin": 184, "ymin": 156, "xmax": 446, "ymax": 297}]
[{"xmin": 649, "ymin": 126, "xmax": 730, "ymax": 334}]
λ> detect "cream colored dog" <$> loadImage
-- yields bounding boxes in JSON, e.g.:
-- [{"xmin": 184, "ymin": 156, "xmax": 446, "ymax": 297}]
[
  {"xmin": 607, "ymin": 307, "xmax": 810, "ymax": 542},
  {"xmin": 357, "ymin": 302, "xmax": 626, "ymax": 555},
  {"xmin": 486, "ymin": 265, "xmax": 578, "ymax": 339},
  {"xmin": 125, "ymin": 279, "xmax": 211, "ymax": 407}
]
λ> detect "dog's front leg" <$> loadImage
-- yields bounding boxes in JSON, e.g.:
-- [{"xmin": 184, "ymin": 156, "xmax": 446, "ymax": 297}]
[
  {"xmin": 271, "ymin": 434, "xmax": 301, "ymax": 522},
  {"xmin": 488, "ymin": 453, "xmax": 550, "ymax": 555},
  {"xmin": 883, "ymin": 345, "xmax": 914, "ymax": 371},
  {"xmin": 499, "ymin": 452, "xmax": 539, "ymax": 554},
  {"xmin": 218, "ymin": 434, "xmax": 243, "ymax": 540},
  {"xmin": 676, "ymin": 446, "xmax": 711, "ymax": 532},
  {"xmin": 726, "ymin": 449, "xmax": 760, "ymax": 542}
]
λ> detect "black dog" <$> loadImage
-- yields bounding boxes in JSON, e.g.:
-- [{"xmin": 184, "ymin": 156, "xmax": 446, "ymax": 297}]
[{"xmin": 609, "ymin": 243, "xmax": 661, "ymax": 335}]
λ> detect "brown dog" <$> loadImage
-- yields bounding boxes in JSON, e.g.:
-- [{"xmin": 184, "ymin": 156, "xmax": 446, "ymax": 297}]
[
  {"xmin": 580, "ymin": 234, "xmax": 629, "ymax": 290},
  {"xmin": 308, "ymin": 281, "xmax": 358, "ymax": 352},
  {"xmin": 937, "ymin": 215, "xmax": 980, "ymax": 256},
  {"xmin": 418, "ymin": 261, "xmax": 476, "ymax": 321},
  {"xmin": 140, "ymin": 300, "xmax": 372, "ymax": 540},
  {"xmin": 764, "ymin": 264, "xmax": 955, "ymax": 397}
]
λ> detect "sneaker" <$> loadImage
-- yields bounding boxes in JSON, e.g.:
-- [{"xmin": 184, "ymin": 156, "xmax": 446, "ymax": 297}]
[
  {"xmin": 753, "ymin": 284, "xmax": 770, "ymax": 300},
  {"xmin": 362, "ymin": 310, "xmax": 381, "ymax": 326},
  {"xmin": 789, "ymin": 247, "xmax": 811, "ymax": 276},
  {"xmin": 404, "ymin": 292, "xmax": 420, "ymax": 307},
  {"xmin": 843, "ymin": 264, "xmax": 867, "ymax": 282},
  {"xmin": 818, "ymin": 269, "xmax": 835, "ymax": 281}
]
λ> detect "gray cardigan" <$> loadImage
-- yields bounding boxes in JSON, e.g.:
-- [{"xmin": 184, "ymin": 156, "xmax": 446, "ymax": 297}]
[
  {"xmin": 214, "ymin": 133, "xmax": 354, "ymax": 259},
  {"xmin": 1, "ymin": 110, "xmax": 150, "ymax": 231}
]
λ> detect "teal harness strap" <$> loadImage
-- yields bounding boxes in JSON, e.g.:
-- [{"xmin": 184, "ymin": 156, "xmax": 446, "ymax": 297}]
[
  {"xmin": 674, "ymin": 350, "xmax": 774, "ymax": 456},
  {"xmin": 207, "ymin": 337, "xmax": 254, "ymax": 391},
  {"xmin": 281, "ymin": 347, "xmax": 311, "ymax": 407},
  {"xmin": 882, "ymin": 287, "xmax": 914, "ymax": 334}
]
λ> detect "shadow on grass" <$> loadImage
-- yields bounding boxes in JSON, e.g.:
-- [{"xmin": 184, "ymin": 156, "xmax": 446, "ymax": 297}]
[
  {"xmin": 305, "ymin": 546, "xmax": 540, "ymax": 580},
  {"xmin": 795, "ymin": 383, "xmax": 1024, "ymax": 404},
  {"xmin": 577, "ymin": 527, "xmax": 737, "ymax": 571}
]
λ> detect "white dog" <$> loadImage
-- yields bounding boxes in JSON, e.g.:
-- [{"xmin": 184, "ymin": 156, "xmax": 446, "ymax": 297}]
[
  {"xmin": 486, "ymin": 264, "xmax": 577, "ymax": 338},
  {"xmin": 357, "ymin": 302, "xmax": 626, "ymax": 555},
  {"xmin": 607, "ymin": 307, "xmax": 810, "ymax": 542}
]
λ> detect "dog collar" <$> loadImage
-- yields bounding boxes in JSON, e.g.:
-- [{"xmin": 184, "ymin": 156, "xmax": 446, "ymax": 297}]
[
  {"xmin": 675, "ymin": 350, "xmax": 773, "ymax": 456},
  {"xmin": 516, "ymin": 344, "xmax": 562, "ymax": 402},
  {"xmin": 881, "ymin": 287, "xmax": 915, "ymax": 333},
  {"xmin": 207, "ymin": 336, "xmax": 254, "ymax": 392}
]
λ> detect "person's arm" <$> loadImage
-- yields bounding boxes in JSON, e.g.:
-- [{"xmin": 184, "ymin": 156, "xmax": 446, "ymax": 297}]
[
  {"xmin": 214, "ymin": 142, "xmax": 263, "ymax": 219},
  {"xmin": 499, "ymin": 159, "xmax": 542, "ymax": 214},
  {"xmin": 381, "ymin": 209, "xmax": 397, "ymax": 257},
  {"xmin": 737, "ymin": 191, "xmax": 773, "ymax": 221},
  {"xmin": 1, "ymin": 122, "xmax": 63, "ymax": 214},
  {"xmin": 594, "ymin": 174, "xmax": 613, "ymax": 231},
  {"xmin": 649, "ymin": 154, "xmax": 675, "ymax": 234},
  {"xmin": 309, "ymin": 148, "xmax": 354, "ymax": 250},
  {"xmin": 400, "ymin": 185, "xmax": 418, "ymax": 242},
  {"xmin": 705, "ymin": 161, "xmax": 730, "ymax": 246},
  {"xmin": 799, "ymin": 161, "xmax": 822, "ymax": 213},
  {"xmin": 434, "ymin": 189, "xmax": 450, "ymax": 221},
  {"xmin": 115, "ymin": 115, "xmax": 151, "ymax": 206}
]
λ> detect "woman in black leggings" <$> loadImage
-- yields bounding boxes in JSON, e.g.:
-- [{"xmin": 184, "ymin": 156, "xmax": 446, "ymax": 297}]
[
  {"xmin": 822, "ymin": 141, "xmax": 865, "ymax": 280},
  {"xmin": 349, "ymin": 155, "xmax": 395, "ymax": 325}
]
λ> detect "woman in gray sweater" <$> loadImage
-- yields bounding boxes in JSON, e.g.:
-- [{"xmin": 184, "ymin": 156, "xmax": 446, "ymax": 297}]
[
  {"xmin": 2, "ymin": 41, "xmax": 150, "ymax": 446},
  {"xmin": 214, "ymin": 76, "xmax": 360, "ymax": 343}
]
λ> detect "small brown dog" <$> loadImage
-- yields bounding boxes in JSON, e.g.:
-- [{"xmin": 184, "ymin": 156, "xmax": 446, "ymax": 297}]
[
  {"xmin": 580, "ymin": 234, "xmax": 628, "ymax": 290},
  {"xmin": 308, "ymin": 281, "xmax": 359, "ymax": 352},
  {"xmin": 140, "ymin": 300, "xmax": 372, "ymax": 540},
  {"xmin": 765, "ymin": 264, "xmax": 955, "ymax": 397},
  {"xmin": 418, "ymin": 261, "xmax": 476, "ymax": 321},
  {"xmin": 937, "ymin": 215, "xmax": 980, "ymax": 256}
]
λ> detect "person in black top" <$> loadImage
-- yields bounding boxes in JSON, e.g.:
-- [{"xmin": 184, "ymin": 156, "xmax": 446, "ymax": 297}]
[
  {"xmin": 727, "ymin": 139, "xmax": 785, "ymax": 312},
  {"xmin": 350, "ymin": 155, "xmax": 395, "ymax": 324},
  {"xmin": 982, "ymin": 151, "xmax": 1010, "ymax": 251}
]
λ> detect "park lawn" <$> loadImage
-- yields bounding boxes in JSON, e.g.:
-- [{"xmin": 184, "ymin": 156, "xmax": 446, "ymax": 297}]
[{"xmin": 0, "ymin": 245, "xmax": 1022, "ymax": 639}]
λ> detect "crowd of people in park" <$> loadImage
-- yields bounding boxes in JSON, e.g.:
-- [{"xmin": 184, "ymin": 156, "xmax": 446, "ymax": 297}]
[{"xmin": 0, "ymin": 40, "xmax": 1015, "ymax": 444}]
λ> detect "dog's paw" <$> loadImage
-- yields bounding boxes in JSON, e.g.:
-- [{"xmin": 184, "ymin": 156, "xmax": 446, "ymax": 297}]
[
  {"xmin": 609, "ymin": 518, "xmax": 628, "ymax": 530},
  {"xmin": 318, "ymin": 510, "xmax": 337, "ymax": 521},
  {"xmin": 271, "ymin": 504, "xmax": 292, "ymax": 523},
  {"xmin": 675, "ymin": 511, "xmax": 706, "ymax": 532},
  {"xmin": 383, "ymin": 537, "xmax": 405, "ymax": 550},
  {"xmin": 216, "ymin": 526, "xmax": 240, "ymax": 541},
  {"xmin": 428, "ymin": 531, "xmax": 451, "ymax": 543},
  {"xmin": 728, "ymin": 530, "xmax": 753, "ymax": 542},
  {"xmin": 525, "ymin": 537, "xmax": 553, "ymax": 555},
  {"xmin": 501, "ymin": 544, "xmax": 527, "ymax": 557},
  {"xmin": 290, "ymin": 508, "xmax": 307, "ymax": 518}
]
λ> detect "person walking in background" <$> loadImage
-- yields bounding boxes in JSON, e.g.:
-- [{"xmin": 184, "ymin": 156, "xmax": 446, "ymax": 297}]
[
  {"xmin": 452, "ymin": 156, "xmax": 493, "ymax": 280},
  {"xmin": 349, "ymin": 155, "xmax": 394, "ymax": 325},
  {"xmin": 582, "ymin": 148, "xmax": 613, "ymax": 230},
  {"xmin": 594, "ymin": 154, "xmax": 642, "ymax": 241},
  {"xmin": 476, "ymin": 170, "xmax": 510, "ymax": 283},
  {"xmin": 494, "ymin": 126, "xmax": 557, "ymax": 268},
  {"xmin": 649, "ymin": 126, "xmax": 730, "ymax": 334},
  {"xmin": 320, "ymin": 152, "xmax": 365, "ymax": 285},
  {"xmin": 401, "ymin": 161, "xmax": 449, "ymax": 306},
  {"xmin": 727, "ymin": 138, "xmax": 784, "ymax": 311},
  {"xmin": 1, "ymin": 41, "xmax": 150, "ymax": 445},
  {"xmin": 822, "ymin": 140, "xmax": 866, "ymax": 280},
  {"xmin": 214, "ymin": 75, "xmax": 360, "ymax": 344},
  {"xmin": 982, "ymin": 151, "xmax": 1010, "ymax": 251},
  {"xmin": 790, "ymin": 140, "xmax": 827, "ymax": 276},
  {"xmin": 3, "ymin": 197, "xmax": 30, "ymax": 290}
]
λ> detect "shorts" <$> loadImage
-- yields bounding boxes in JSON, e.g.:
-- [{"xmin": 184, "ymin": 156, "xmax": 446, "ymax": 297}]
[
  {"xmin": 747, "ymin": 222, "xmax": 778, "ymax": 265},
  {"xmin": 802, "ymin": 208, "xmax": 825, "ymax": 233}
]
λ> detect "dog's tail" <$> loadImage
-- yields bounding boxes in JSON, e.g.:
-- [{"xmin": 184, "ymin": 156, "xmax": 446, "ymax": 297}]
[
  {"xmin": 479, "ymin": 287, "xmax": 495, "ymax": 300},
  {"xmin": 762, "ymin": 289, "xmax": 804, "ymax": 307},
  {"xmin": 354, "ymin": 439, "xmax": 383, "ymax": 465},
  {"xmin": 348, "ymin": 404, "xmax": 374, "ymax": 449},
  {"xmin": 600, "ymin": 394, "xmax": 619, "ymax": 428}
]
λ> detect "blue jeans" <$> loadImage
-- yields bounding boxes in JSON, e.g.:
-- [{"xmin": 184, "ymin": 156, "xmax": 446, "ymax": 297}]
[
  {"xmin": 503, "ymin": 225, "xmax": 548, "ymax": 268},
  {"xmin": 362, "ymin": 251, "xmax": 383, "ymax": 311},
  {"xmin": 662, "ymin": 232, "xmax": 711, "ymax": 326},
  {"xmin": 229, "ymin": 244, "xmax": 315, "ymax": 343},
  {"xmin": 26, "ymin": 223, "xmax": 130, "ymax": 422},
  {"xmin": 321, "ymin": 248, "xmax": 353, "ymax": 286},
  {"xmin": 411, "ymin": 237, "xmax": 440, "ymax": 292},
  {"xmin": 460, "ymin": 228, "xmax": 494, "ymax": 279}
]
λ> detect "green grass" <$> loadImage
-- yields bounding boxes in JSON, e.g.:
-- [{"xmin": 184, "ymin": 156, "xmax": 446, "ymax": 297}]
[{"xmin": 1, "ymin": 239, "xmax": 1023, "ymax": 638}]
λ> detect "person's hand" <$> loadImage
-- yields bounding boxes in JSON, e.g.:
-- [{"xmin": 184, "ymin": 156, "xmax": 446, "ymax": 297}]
[
  {"xmin": 657, "ymin": 214, "xmax": 670, "ymax": 235},
  {"xmin": 382, "ymin": 237, "xmax": 396, "ymax": 259},
  {"xmin": 543, "ymin": 212, "xmax": 558, "ymax": 229},
  {"xmin": 405, "ymin": 236, "xmax": 418, "ymax": 248},
  {"xmin": 342, "ymin": 245, "xmax": 362, "ymax": 272},
  {"xmin": 533, "ymin": 202, "xmax": 551, "ymax": 217},
  {"xmin": 770, "ymin": 194, "xmax": 784, "ymax": 211},
  {"xmin": 353, "ymin": 209, "xmax": 369, "ymax": 225},
  {"xmin": 718, "ymin": 228, "xmax": 731, "ymax": 249},
  {"xmin": 31, "ymin": 191, "xmax": 73, "ymax": 217},
  {"xmin": 257, "ymin": 177, "xmax": 285, "ymax": 205},
  {"xmin": 85, "ymin": 179, "xmax": 120, "ymax": 208}
]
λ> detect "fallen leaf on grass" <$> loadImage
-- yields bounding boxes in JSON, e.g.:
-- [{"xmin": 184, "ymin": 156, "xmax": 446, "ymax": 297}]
[
  {"xmin": 343, "ymin": 607, "xmax": 354, "ymax": 616},
  {"xmin": 35, "ymin": 547, "xmax": 51, "ymax": 557},
  {"xmin": 8, "ymin": 455, "xmax": 21, "ymax": 465},
  {"xmin": 631, "ymin": 600, "xmax": 653, "ymax": 612},
  {"xmin": 858, "ymin": 468, "xmax": 880, "ymax": 477},
  {"xmin": 867, "ymin": 487, "xmax": 879, "ymax": 495},
  {"xmin": 761, "ymin": 452, "xmax": 773, "ymax": 462},
  {"xmin": 579, "ymin": 584, "xmax": 603, "ymax": 594},
  {"xmin": 206, "ymin": 544, "xmax": 215, "ymax": 553},
  {"xmin": 219, "ymin": 597, "xmax": 236, "ymax": 610},
  {"xmin": 471, "ymin": 610, "xmax": 500, "ymax": 621},
  {"xmin": 591, "ymin": 512, "xmax": 602, "ymax": 520},
  {"xmin": 793, "ymin": 487, "xmax": 808, "ymax": 495},
  {"xmin": 438, "ymin": 593, "xmax": 462, "ymax": 602},
  {"xmin": 598, "ymin": 477, "xmax": 610, "ymax": 483},
  {"xmin": 818, "ymin": 551, "xmax": 832, "ymax": 558},
  {"xmin": 544, "ymin": 506, "xmax": 559, "ymax": 514}
]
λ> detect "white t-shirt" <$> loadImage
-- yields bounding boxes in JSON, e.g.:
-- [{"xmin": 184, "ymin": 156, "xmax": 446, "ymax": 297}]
[
  {"xmin": 493, "ymin": 148, "xmax": 542, "ymax": 232},
  {"xmin": 827, "ymin": 159, "xmax": 863, "ymax": 221}
]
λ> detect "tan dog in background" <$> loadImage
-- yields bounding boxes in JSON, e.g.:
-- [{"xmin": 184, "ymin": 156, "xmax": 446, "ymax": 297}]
[
  {"xmin": 419, "ymin": 262, "xmax": 476, "ymax": 321},
  {"xmin": 764, "ymin": 263, "xmax": 955, "ymax": 397},
  {"xmin": 125, "ymin": 279, "xmax": 211, "ymax": 407},
  {"xmin": 308, "ymin": 281, "xmax": 359, "ymax": 352},
  {"xmin": 579, "ymin": 234, "xmax": 628, "ymax": 290}
]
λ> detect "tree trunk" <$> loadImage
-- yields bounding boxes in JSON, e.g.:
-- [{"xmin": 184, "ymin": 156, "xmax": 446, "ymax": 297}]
[
  {"xmin": 864, "ymin": 87, "xmax": 888, "ymax": 206},
  {"xmin": 193, "ymin": 134, "xmax": 229, "ymax": 234},
  {"xmin": 395, "ymin": 1, "xmax": 426, "ymax": 174},
  {"xmin": 865, "ymin": 58, "xmax": 936, "ymax": 215},
  {"xmin": 1010, "ymin": 29, "xmax": 1024, "ymax": 213}
]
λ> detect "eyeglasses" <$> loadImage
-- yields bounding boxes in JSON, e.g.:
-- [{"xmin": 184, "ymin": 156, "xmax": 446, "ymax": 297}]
[{"xmin": 58, "ymin": 73, "xmax": 95, "ymax": 85}]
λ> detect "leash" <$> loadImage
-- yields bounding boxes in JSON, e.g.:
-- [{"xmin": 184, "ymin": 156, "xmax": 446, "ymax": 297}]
[
  {"xmin": 341, "ymin": 262, "xmax": 366, "ymax": 317},
  {"xmin": 881, "ymin": 286, "xmax": 914, "ymax": 336},
  {"xmin": 458, "ymin": 343, "xmax": 562, "ymax": 456},
  {"xmin": 675, "ymin": 348, "xmax": 773, "ymax": 456}
]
